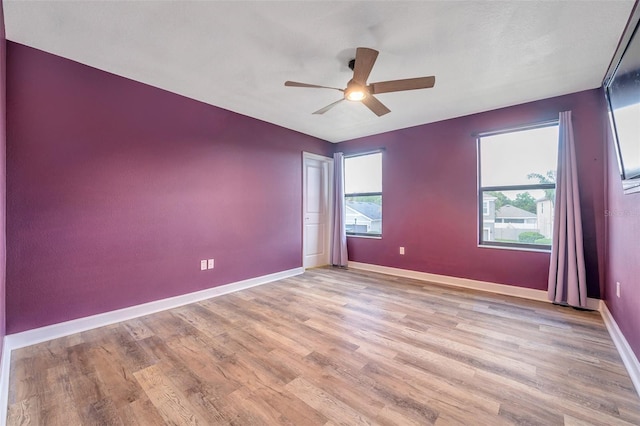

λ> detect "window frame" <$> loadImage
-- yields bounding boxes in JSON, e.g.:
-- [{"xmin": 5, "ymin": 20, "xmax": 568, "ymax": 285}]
[
  {"xmin": 344, "ymin": 150, "xmax": 383, "ymax": 238},
  {"xmin": 477, "ymin": 121, "xmax": 558, "ymax": 251}
]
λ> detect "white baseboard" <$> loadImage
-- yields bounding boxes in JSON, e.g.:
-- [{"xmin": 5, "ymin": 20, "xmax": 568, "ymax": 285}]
[
  {"xmin": 348, "ymin": 261, "xmax": 601, "ymax": 309},
  {"xmin": 0, "ymin": 266, "xmax": 304, "ymax": 423},
  {"xmin": 600, "ymin": 302, "xmax": 640, "ymax": 397},
  {"xmin": 0, "ymin": 344, "xmax": 11, "ymax": 426}
]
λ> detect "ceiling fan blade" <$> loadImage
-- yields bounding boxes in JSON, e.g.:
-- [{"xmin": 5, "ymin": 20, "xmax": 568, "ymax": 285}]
[
  {"xmin": 362, "ymin": 95, "xmax": 391, "ymax": 117},
  {"xmin": 313, "ymin": 98, "xmax": 345, "ymax": 115},
  {"xmin": 368, "ymin": 76, "xmax": 436, "ymax": 94},
  {"xmin": 352, "ymin": 47, "xmax": 379, "ymax": 84},
  {"xmin": 285, "ymin": 81, "xmax": 343, "ymax": 92}
]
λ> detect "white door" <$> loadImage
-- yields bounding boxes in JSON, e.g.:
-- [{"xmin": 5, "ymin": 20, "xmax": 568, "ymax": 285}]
[{"xmin": 303, "ymin": 153, "xmax": 333, "ymax": 268}]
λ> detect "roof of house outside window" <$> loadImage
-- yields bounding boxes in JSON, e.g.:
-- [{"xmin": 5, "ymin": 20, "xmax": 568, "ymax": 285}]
[
  {"xmin": 495, "ymin": 204, "xmax": 536, "ymax": 219},
  {"xmin": 346, "ymin": 201, "xmax": 382, "ymax": 220}
]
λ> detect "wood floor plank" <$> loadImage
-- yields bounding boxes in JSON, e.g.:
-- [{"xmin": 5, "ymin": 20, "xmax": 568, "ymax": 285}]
[
  {"xmin": 7, "ymin": 267, "xmax": 640, "ymax": 425},
  {"xmin": 40, "ymin": 364, "xmax": 84, "ymax": 426},
  {"xmin": 133, "ymin": 363, "xmax": 211, "ymax": 425},
  {"xmin": 6, "ymin": 396, "xmax": 40, "ymax": 426},
  {"xmin": 285, "ymin": 377, "xmax": 374, "ymax": 426},
  {"xmin": 246, "ymin": 379, "xmax": 330, "ymax": 426},
  {"xmin": 88, "ymin": 344, "xmax": 145, "ymax": 409},
  {"xmin": 124, "ymin": 398, "xmax": 167, "ymax": 425},
  {"xmin": 121, "ymin": 318, "xmax": 155, "ymax": 341}
]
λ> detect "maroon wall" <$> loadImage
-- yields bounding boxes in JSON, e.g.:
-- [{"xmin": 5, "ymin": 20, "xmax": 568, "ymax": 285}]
[
  {"xmin": 604, "ymin": 115, "xmax": 640, "ymax": 359},
  {"xmin": 6, "ymin": 42, "xmax": 332, "ymax": 333},
  {"xmin": 340, "ymin": 90, "xmax": 607, "ymax": 296},
  {"xmin": 0, "ymin": 1, "xmax": 6, "ymax": 356}
]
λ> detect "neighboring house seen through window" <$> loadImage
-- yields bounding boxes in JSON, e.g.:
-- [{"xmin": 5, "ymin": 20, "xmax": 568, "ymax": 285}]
[
  {"xmin": 344, "ymin": 152, "xmax": 382, "ymax": 237},
  {"xmin": 478, "ymin": 123, "xmax": 559, "ymax": 249}
]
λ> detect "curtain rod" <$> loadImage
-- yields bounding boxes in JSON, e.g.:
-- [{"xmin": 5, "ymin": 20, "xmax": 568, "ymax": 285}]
[{"xmin": 472, "ymin": 118, "xmax": 559, "ymax": 138}]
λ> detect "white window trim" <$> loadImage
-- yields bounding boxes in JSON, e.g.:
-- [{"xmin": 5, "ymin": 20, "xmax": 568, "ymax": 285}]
[
  {"xmin": 477, "ymin": 121, "xmax": 558, "ymax": 252},
  {"xmin": 344, "ymin": 151, "xmax": 383, "ymax": 238}
]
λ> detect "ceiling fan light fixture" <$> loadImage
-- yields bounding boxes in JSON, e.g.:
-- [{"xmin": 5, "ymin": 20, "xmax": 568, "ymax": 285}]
[{"xmin": 345, "ymin": 90, "xmax": 366, "ymax": 101}]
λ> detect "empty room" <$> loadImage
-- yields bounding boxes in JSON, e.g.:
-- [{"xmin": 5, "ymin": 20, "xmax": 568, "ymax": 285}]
[{"xmin": 0, "ymin": 0, "xmax": 639, "ymax": 425}]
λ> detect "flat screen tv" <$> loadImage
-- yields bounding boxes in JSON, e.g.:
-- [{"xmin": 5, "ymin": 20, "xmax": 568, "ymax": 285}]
[{"xmin": 604, "ymin": 3, "xmax": 640, "ymax": 194}]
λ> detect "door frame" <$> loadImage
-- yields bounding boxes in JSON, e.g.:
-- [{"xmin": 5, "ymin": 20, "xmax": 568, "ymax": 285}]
[{"xmin": 302, "ymin": 152, "xmax": 334, "ymax": 269}]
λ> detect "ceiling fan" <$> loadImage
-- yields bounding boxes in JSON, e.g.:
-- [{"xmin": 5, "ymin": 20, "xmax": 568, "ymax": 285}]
[{"xmin": 285, "ymin": 47, "xmax": 435, "ymax": 117}]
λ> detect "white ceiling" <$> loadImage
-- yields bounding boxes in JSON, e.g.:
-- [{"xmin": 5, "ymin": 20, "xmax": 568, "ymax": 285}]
[{"xmin": 3, "ymin": 1, "xmax": 636, "ymax": 143}]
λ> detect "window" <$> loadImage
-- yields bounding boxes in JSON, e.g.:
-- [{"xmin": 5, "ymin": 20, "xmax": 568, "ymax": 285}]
[
  {"xmin": 482, "ymin": 201, "xmax": 490, "ymax": 216},
  {"xmin": 344, "ymin": 152, "xmax": 382, "ymax": 237},
  {"xmin": 478, "ymin": 123, "xmax": 559, "ymax": 250}
]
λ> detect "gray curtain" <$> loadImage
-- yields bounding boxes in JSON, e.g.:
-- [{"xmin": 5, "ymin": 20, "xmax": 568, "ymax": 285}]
[
  {"xmin": 548, "ymin": 111, "xmax": 587, "ymax": 307},
  {"xmin": 331, "ymin": 152, "xmax": 348, "ymax": 266}
]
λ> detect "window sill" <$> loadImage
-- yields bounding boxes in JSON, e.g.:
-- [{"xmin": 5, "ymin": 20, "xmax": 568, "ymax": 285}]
[
  {"xmin": 347, "ymin": 235, "xmax": 382, "ymax": 240},
  {"xmin": 478, "ymin": 244, "xmax": 551, "ymax": 253}
]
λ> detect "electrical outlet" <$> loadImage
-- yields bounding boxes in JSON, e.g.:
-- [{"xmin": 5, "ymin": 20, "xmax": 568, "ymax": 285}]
[
  {"xmin": 200, "ymin": 260, "xmax": 207, "ymax": 271},
  {"xmin": 616, "ymin": 281, "xmax": 621, "ymax": 298},
  {"xmin": 207, "ymin": 259, "xmax": 215, "ymax": 269},
  {"xmin": 399, "ymin": 247, "xmax": 405, "ymax": 255}
]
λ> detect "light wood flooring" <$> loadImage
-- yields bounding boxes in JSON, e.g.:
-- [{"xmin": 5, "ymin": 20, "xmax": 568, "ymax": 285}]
[{"xmin": 7, "ymin": 267, "xmax": 640, "ymax": 425}]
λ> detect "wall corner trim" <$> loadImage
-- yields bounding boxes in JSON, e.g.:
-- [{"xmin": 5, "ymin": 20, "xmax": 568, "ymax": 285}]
[
  {"xmin": 600, "ymin": 301, "xmax": 640, "ymax": 397},
  {"xmin": 0, "ymin": 266, "xmax": 304, "ymax": 422}
]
